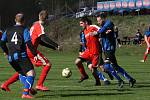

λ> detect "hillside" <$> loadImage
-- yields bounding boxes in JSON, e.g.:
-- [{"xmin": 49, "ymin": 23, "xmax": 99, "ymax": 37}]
[{"xmin": 45, "ymin": 15, "xmax": 150, "ymax": 51}]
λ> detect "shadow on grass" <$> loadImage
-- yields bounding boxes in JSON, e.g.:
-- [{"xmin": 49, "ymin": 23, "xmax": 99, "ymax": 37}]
[
  {"xmin": 60, "ymin": 92, "xmax": 133, "ymax": 97},
  {"xmin": 135, "ymin": 84, "xmax": 150, "ymax": 88},
  {"xmin": 36, "ymin": 91, "xmax": 133, "ymax": 98},
  {"xmin": 129, "ymin": 81, "xmax": 150, "ymax": 88}
]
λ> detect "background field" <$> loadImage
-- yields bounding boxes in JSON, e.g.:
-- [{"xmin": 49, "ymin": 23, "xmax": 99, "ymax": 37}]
[{"xmin": 0, "ymin": 45, "xmax": 150, "ymax": 100}]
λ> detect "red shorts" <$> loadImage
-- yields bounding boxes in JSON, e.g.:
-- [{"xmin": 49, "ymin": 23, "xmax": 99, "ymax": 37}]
[
  {"xmin": 29, "ymin": 50, "xmax": 50, "ymax": 67},
  {"xmin": 80, "ymin": 50, "xmax": 99, "ymax": 67}
]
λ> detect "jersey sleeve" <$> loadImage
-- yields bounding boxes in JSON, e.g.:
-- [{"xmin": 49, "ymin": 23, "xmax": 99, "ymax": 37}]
[
  {"xmin": 90, "ymin": 25, "xmax": 100, "ymax": 31},
  {"xmin": 0, "ymin": 31, "xmax": 8, "ymax": 54},
  {"xmin": 37, "ymin": 23, "xmax": 45, "ymax": 37},
  {"xmin": 23, "ymin": 28, "xmax": 31, "ymax": 43},
  {"xmin": 98, "ymin": 20, "xmax": 112, "ymax": 34},
  {"xmin": 40, "ymin": 34, "xmax": 58, "ymax": 49},
  {"xmin": 1, "ymin": 31, "xmax": 7, "ymax": 42}
]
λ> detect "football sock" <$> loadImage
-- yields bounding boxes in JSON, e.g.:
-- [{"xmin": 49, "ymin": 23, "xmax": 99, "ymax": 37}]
[
  {"xmin": 19, "ymin": 75, "xmax": 34, "ymax": 95},
  {"xmin": 37, "ymin": 65, "xmax": 50, "ymax": 86},
  {"xmin": 104, "ymin": 63, "xmax": 122, "ymax": 81},
  {"xmin": 96, "ymin": 70, "xmax": 107, "ymax": 81},
  {"xmin": 116, "ymin": 66, "xmax": 133, "ymax": 80},
  {"xmin": 143, "ymin": 53, "xmax": 148, "ymax": 61},
  {"xmin": 3, "ymin": 72, "xmax": 19, "ymax": 86},
  {"xmin": 19, "ymin": 74, "xmax": 27, "ymax": 85},
  {"xmin": 76, "ymin": 62, "xmax": 87, "ymax": 76},
  {"xmin": 105, "ymin": 70, "xmax": 114, "ymax": 80},
  {"xmin": 26, "ymin": 76, "xmax": 34, "ymax": 89},
  {"xmin": 19, "ymin": 75, "xmax": 28, "ymax": 95}
]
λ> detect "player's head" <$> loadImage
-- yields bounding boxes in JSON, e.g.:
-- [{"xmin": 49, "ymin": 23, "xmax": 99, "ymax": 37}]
[
  {"xmin": 79, "ymin": 16, "xmax": 92, "ymax": 28},
  {"xmin": 15, "ymin": 13, "xmax": 25, "ymax": 25},
  {"xmin": 96, "ymin": 13, "xmax": 107, "ymax": 26},
  {"xmin": 39, "ymin": 10, "xmax": 48, "ymax": 22}
]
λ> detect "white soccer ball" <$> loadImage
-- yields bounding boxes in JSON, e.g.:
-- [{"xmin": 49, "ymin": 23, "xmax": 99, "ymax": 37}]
[{"xmin": 62, "ymin": 68, "xmax": 72, "ymax": 78}]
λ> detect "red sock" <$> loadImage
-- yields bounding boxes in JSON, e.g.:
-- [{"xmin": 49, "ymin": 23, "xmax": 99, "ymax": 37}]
[
  {"xmin": 76, "ymin": 62, "xmax": 87, "ymax": 76},
  {"xmin": 3, "ymin": 72, "xmax": 19, "ymax": 86},
  {"xmin": 37, "ymin": 65, "xmax": 51, "ymax": 86},
  {"xmin": 144, "ymin": 53, "xmax": 148, "ymax": 61}
]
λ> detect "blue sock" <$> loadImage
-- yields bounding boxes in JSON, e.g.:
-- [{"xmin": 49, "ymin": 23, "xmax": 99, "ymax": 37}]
[
  {"xmin": 19, "ymin": 74, "xmax": 27, "ymax": 85},
  {"xmin": 19, "ymin": 74, "xmax": 28, "ymax": 95},
  {"xmin": 116, "ymin": 66, "xmax": 133, "ymax": 80},
  {"xmin": 96, "ymin": 71, "xmax": 107, "ymax": 81},
  {"xmin": 104, "ymin": 63, "xmax": 122, "ymax": 81},
  {"xmin": 19, "ymin": 75, "xmax": 34, "ymax": 95},
  {"xmin": 25, "ymin": 76, "xmax": 34, "ymax": 89}
]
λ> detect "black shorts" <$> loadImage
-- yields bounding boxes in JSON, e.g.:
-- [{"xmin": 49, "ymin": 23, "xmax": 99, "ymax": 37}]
[
  {"xmin": 99, "ymin": 51, "xmax": 104, "ymax": 66},
  {"xmin": 103, "ymin": 51, "xmax": 118, "ymax": 65},
  {"xmin": 9, "ymin": 57, "xmax": 34, "ymax": 75},
  {"xmin": 78, "ymin": 57, "xmax": 87, "ymax": 62}
]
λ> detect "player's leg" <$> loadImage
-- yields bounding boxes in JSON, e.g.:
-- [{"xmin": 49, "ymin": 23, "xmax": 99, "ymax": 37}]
[
  {"xmin": 104, "ymin": 52, "xmax": 124, "ymax": 88},
  {"xmin": 88, "ymin": 62, "xmax": 110, "ymax": 85},
  {"xmin": 9, "ymin": 59, "xmax": 35, "ymax": 98},
  {"xmin": 99, "ymin": 55, "xmax": 114, "ymax": 80},
  {"xmin": 18, "ymin": 58, "xmax": 36, "ymax": 98},
  {"xmin": 19, "ymin": 74, "xmax": 35, "ymax": 98},
  {"xmin": 32, "ymin": 51, "xmax": 51, "ymax": 91},
  {"xmin": 142, "ymin": 47, "xmax": 150, "ymax": 62},
  {"xmin": 91, "ymin": 55, "xmax": 102, "ymax": 86},
  {"xmin": 75, "ymin": 57, "xmax": 88, "ymax": 83},
  {"xmin": 1, "ymin": 72, "xmax": 19, "ymax": 91},
  {"xmin": 103, "ymin": 60, "xmax": 124, "ymax": 88},
  {"xmin": 108, "ymin": 52, "xmax": 136, "ymax": 87}
]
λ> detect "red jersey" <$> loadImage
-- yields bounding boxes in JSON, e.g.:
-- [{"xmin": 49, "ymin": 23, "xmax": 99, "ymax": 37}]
[
  {"xmin": 27, "ymin": 21, "xmax": 45, "ymax": 57},
  {"xmin": 84, "ymin": 25, "xmax": 100, "ymax": 54},
  {"xmin": 0, "ymin": 30, "xmax": 2, "ymax": 39}
]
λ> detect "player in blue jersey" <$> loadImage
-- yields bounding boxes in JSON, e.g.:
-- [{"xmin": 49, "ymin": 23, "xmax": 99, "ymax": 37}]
[
  {"xmin": 95, "ymin": 13, "xmax": 136, "ymax": 88},
  {"xmin": 0, "ymin": 13, "xmax": 38, "ymax": 99},
  {"xmin": 79, "ymin": 30, "xmax": 110, "ymax": 85}
]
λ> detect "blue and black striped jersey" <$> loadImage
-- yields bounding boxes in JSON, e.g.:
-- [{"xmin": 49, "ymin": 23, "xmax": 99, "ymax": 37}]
[
  {"xmin": 98, "ymin": 20, "xmax": 116, "ymax": 52},
  {"xmin": 79, "ymin": 31, "xmax": 86, "ymax": 52},
  {"xmin": 1, "ymin": 25, "xmax": 32, "ymax": 61}
]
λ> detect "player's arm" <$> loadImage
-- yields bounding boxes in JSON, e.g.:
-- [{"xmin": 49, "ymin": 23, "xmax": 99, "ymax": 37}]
[
  {"xmin": 98, "ymin": 20, "xmax": 112, "ymax": 36},
  {"xmin": 24, "ymin": 28, "xmax": 37, "ymax": 56},
  {"xmin": 0, "ymin": 31, "xmax": 8, "ymax": 55},
  {"xmin": 39, "ymin": 34, "xmax": 58, "ymax": 50}
]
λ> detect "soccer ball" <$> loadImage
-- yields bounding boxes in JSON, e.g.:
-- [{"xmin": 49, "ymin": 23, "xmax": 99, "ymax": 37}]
[{"xmin": 62, "ymin": 68, "xmax": 72, "ymax": 78}]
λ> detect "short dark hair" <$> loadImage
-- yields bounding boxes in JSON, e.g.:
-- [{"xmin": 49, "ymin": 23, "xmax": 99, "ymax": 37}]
[
  {"xmin": 95, "ymin": 12, "xmax": 107, "ymax": 19},
  {"xmin": 39, "ymin": 10, "xmax": 48, "ymax": 16},
  {"xmin": 80, "ymin": 16, "xmax": 92, "ymax": 25},
  {"xmin": 15, "ymin": 13, "xmax": 25, "ymax": 23}
]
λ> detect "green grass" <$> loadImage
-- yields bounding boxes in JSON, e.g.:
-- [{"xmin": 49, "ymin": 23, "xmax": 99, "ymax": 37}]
[{"xmin": 0, "ymin": 45, "xmax": 150, "ymax": 100}]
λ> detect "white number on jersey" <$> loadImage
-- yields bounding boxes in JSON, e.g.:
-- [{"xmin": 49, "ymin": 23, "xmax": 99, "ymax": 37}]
[{"xmin": 11, "ymin": 32, "xmax": 18, "ymax": 44}]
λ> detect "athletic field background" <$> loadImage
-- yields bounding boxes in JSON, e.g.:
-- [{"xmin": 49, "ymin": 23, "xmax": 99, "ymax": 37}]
[{"xmin": 0, "ymin": 45, "xmax": 150, "ymax": 100}]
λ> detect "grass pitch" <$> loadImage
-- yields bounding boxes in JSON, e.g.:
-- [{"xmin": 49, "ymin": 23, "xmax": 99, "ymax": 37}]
[{"xmin": 0, "ymin": 45, "xmax": 150, "ymax": 100}]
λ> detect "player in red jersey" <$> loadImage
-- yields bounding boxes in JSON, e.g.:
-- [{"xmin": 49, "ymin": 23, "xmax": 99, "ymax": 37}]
[
  {"xmin": 140, "ymin": 26, "xmax": 150, "ymax": 62},
  {"xmin": 75, "ymin": 17, "xmax": 101, "ymax": 85},
  {"xmin": 1, "ymin": 10, "xmax": 59, "ymax": 91}
]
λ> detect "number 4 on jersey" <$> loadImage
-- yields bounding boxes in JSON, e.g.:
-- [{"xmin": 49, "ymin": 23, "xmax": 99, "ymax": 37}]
[{"xmin": 11, "ymin": 32, "xmax": 18, "ymax": 44}]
